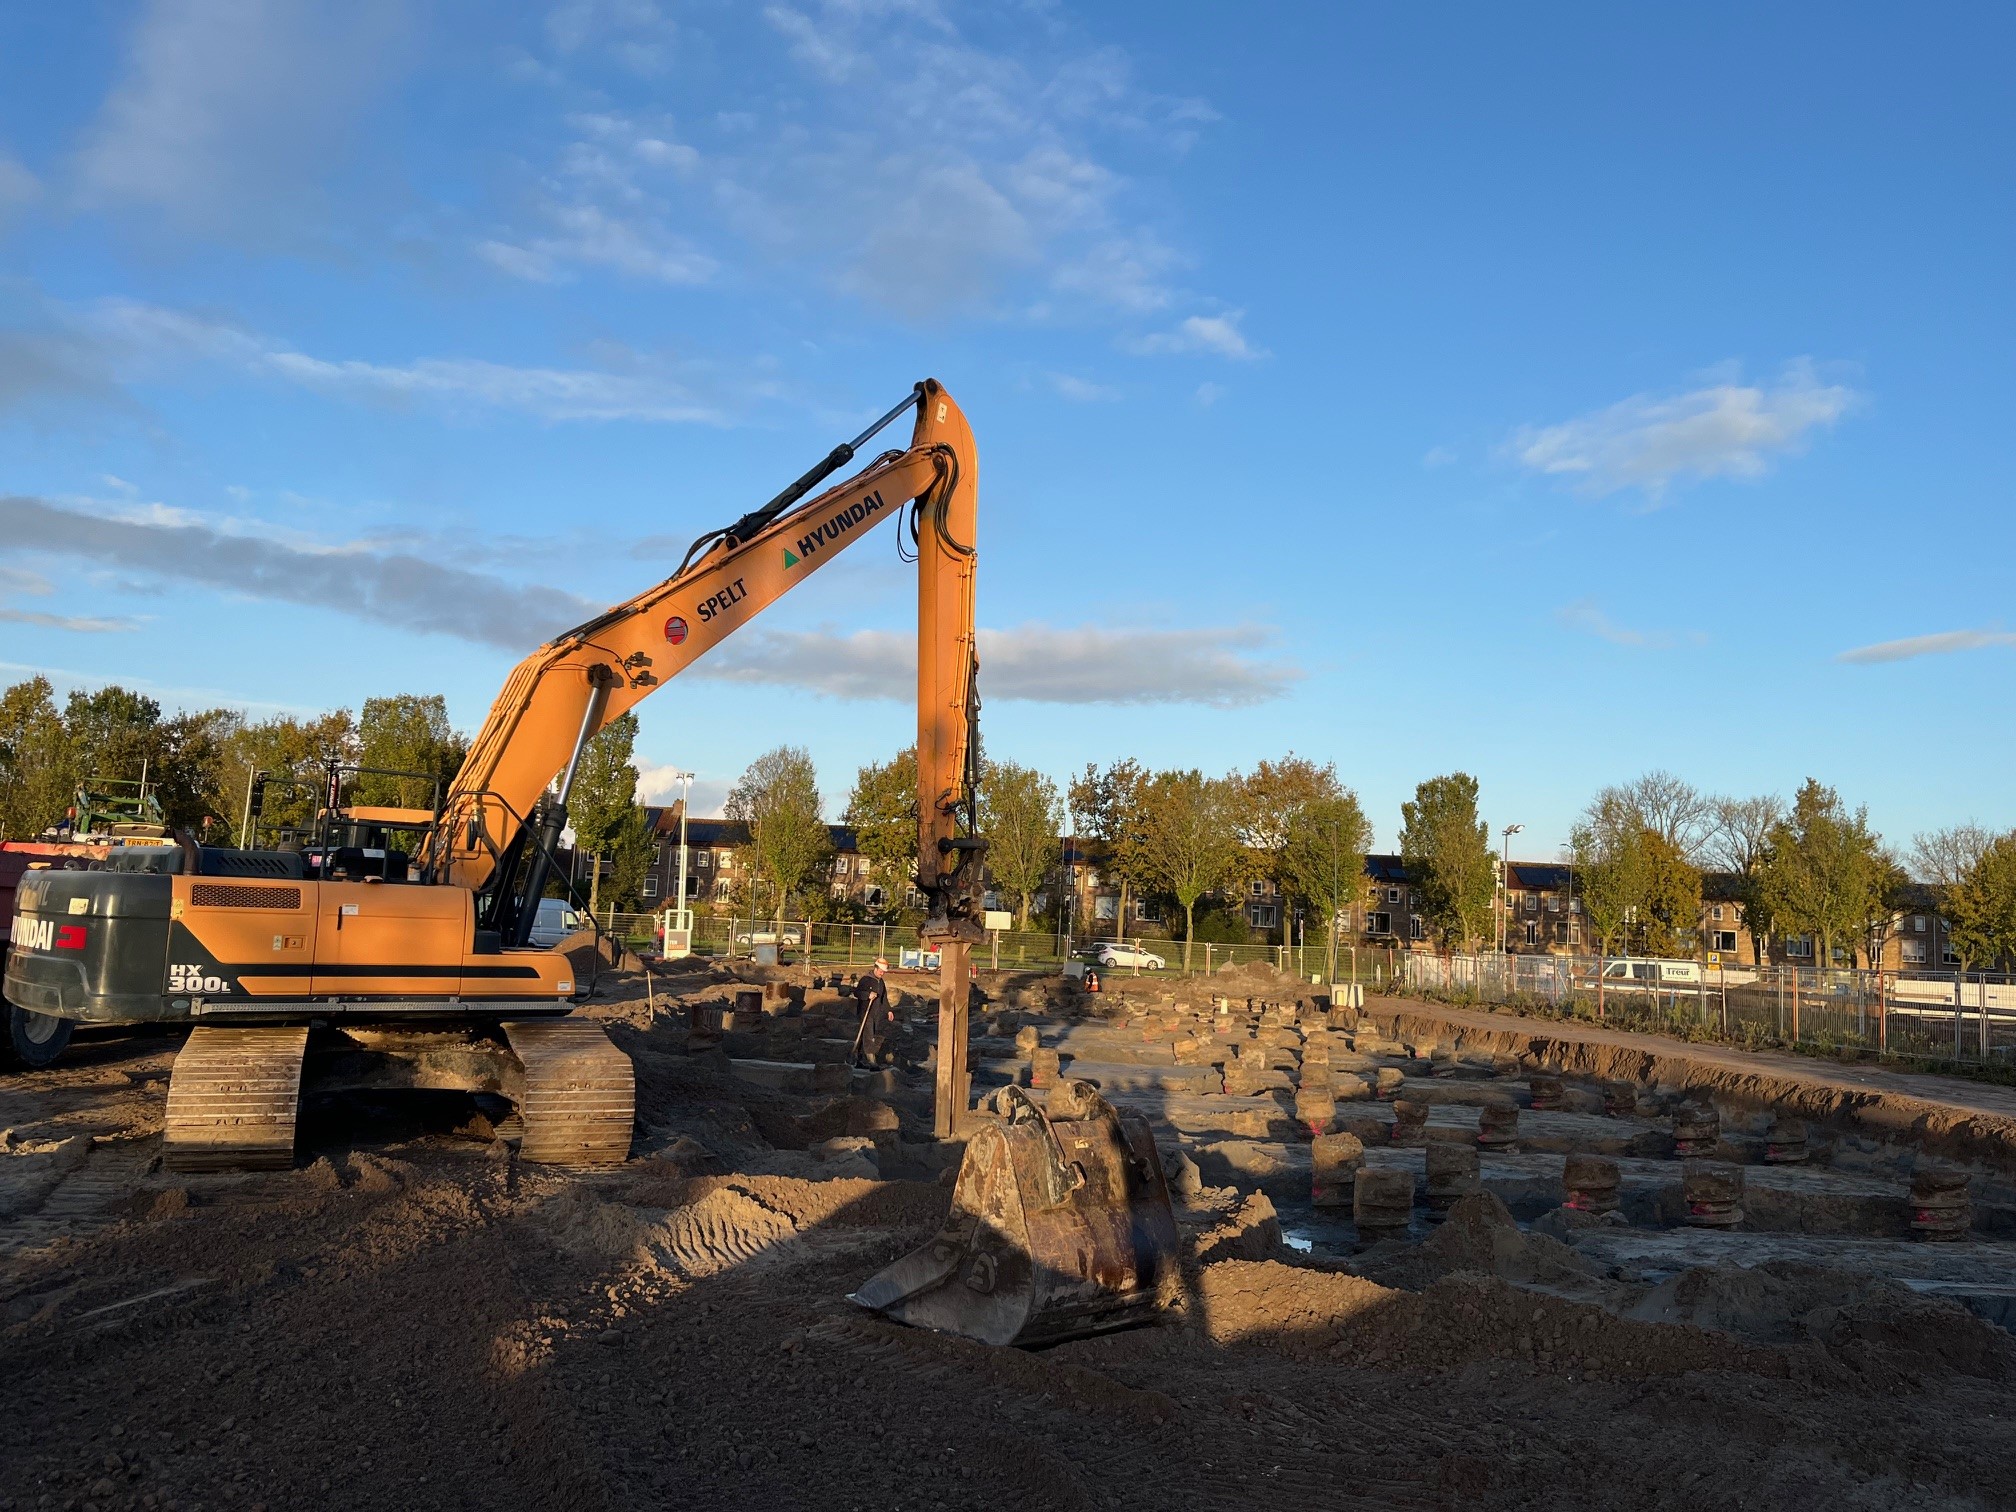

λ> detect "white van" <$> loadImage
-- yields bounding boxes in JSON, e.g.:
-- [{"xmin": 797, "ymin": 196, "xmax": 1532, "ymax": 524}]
[
  {"xmin": 528, "ymin": 898, "xmax": 588, "ymax": 948},
  {"xmin": 1598, "ymin": 957, "xmax": 1702, "ymax": 987}
]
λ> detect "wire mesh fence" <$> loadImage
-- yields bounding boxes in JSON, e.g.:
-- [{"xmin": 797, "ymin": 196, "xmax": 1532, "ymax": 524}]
[
  {"xmin": 1402, "ymin": 952, "xmax": 2016, "ymax": 1066},
  {"xmin": 597, "ymin": 909, "xmax": 1405, "ymax": 985}
]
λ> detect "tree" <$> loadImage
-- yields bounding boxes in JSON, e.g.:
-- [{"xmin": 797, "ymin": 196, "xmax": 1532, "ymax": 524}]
[
  {"xmin": 354, "ymin": 694, "xmax": 467, "ymax": 808},
  {"xmin": 568, "ymin": 713, "xmax": 643, "ymax": 916},
  {"xmin": 726, "ymin": 746, "xmax": 831, "ymax": 925},
  {"xmin": 0, "ymin": 678, "xmax": 75, "ymax": 841},
  {"xmin": 1756, "ymin": 779, "xmax": 1901, "ymax": 968},
  {"xmin": 216, "ymin": 710, "xmax": 358, "ymax": 842},
  {"xmin": 1585, "ymin": 771, "xmax": 1714, "ymax": 863},
  {"xmin": 843, "ymin": 746, "xmax": 919, "ymax": 913},
  {"xmin": 64, "ymin": 685, "xmax": 163, "ymax": 788},
  {"xmin": 979, "ymin": 760, "xmax": 1062, "ymax": 930},
  {"xmin": 1571, "ymin": 823, "xmax": 1701, "ymax": 956},
  {"xmin": 1400, "ymin": 773, "xmax": 1495, "ymax": 951},
  {"xmin": 1706, "ymin": 792, "xmax": 1787, "ymax": 966},
  {"xmin": 1132, "ymin": 770, "xmax": 1244, "ymax": 971},
  {"xmin": 1279, "ymin": 791, "xmax": 1373, "ymax": 983},
  {"xmin": 1068, "ymin": 759, "xmax": 1148, "ymax": 936},
  {"xmin": 1946, "ymin": 832, "xmax": 2016, "ymax": 973},
  {"xmin": 1234, "ymin": 755, "xmax": 1344, "ymax": 944}
]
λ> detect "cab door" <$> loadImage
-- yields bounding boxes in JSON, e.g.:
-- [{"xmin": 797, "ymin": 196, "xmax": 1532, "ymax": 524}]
[{"xmin": 311, "ymin": 883, "xmax": 469, "ymax": 998}]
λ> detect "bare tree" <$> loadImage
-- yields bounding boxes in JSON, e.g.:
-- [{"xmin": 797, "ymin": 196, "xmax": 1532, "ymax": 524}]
[
  {"xmin": 1586, "ymin": 771, "xmax": 1714, "ymax": 862},
  {"xmin": 1704, "ymin": 793, "xmax": 1786, "ymax": 875},
  {"xmin": 1910, "ymin": 822, "xmax": 1993, "ymax": 889}
]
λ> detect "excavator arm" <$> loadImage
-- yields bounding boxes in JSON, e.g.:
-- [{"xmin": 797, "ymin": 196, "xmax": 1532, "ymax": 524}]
[{"xmin": 421, "ymin": 379, "xmax": 982, "ymax": 948}]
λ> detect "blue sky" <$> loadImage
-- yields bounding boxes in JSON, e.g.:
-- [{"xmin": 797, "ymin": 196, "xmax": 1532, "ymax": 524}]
[{"xmin": 1, "ymin": 2, "xmax": 2010, "ymax": 856}]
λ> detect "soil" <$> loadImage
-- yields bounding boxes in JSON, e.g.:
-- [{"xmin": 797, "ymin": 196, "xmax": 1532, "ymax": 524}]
[{"xmin": 2, "ymin": 967, "xmax": 2015, "ymax": 1512}]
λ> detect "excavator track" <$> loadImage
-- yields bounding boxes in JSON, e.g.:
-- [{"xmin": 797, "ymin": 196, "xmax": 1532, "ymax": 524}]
[
  {"xmin": 163, "ymin": 1025, "xmax": 311, "ymax": 1173},
  {"xmin": 503, "ymin": 1018, "xmax": 634, "ymax": 1167}
]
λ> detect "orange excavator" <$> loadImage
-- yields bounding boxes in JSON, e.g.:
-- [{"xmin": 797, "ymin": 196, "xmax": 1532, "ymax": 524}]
[{"xmin": 0, "ymin": 381, "xmax": 1177, "ymax": 1346}]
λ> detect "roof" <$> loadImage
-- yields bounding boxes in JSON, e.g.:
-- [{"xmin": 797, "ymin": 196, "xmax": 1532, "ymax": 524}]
[
  {"xmin": 650, "ymin": 817, "xmax": 859, "ymax": 852},
  {"xmin": 1364, "ymin": 854, "xmax": 1410, "ymax": 883},
  {"xmin": 1506, "ymin": 862, "xmax": 1571, "ymax": 890}
]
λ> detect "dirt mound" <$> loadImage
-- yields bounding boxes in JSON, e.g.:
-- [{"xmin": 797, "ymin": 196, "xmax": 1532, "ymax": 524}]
[
  {"xmin": 1358, "ymin": 1190, "xmax": 1613, "ymax": 1296},
  {"xmin": 1190, "ymin": 1191, "xmax": 1286, "ymax": 1266},
  {"xmin": 1197, "ymin": 1259, "xmax": 1791, "ymax": 1381},
  {"xmin": 1633, "ymin": 1260, "xmax": 2016, "ymax": 1380}
]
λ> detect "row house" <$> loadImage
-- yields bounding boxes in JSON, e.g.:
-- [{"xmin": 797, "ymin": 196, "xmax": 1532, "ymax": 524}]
[
  {"xmin": 1697, "ymin": 875, "xmax": 1974, "ymax": 972},
  {"xmin": 638, "ymin": 806, "xmax": 888, "ymax": 912}
]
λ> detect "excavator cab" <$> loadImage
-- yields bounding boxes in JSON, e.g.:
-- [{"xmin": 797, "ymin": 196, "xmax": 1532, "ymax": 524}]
[{"xmin": 851, "ymin": 1080, "xmax": 1181, "ymax": 1348}]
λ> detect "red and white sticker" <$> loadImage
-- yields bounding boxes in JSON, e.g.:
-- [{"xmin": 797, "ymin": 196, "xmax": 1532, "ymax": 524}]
[{"xmin": 663, "ymin": 615, "xmax": 688, "ymax": 645}]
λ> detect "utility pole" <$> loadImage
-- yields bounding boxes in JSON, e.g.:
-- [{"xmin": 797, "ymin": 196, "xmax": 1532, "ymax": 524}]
[
  {"xmin": 1499, "ymin": 823, "xmax": 1524, "ymax": 954},
  {"xmin": 670, "ymin": 770, "xmax": 695, "ymax": 947}
]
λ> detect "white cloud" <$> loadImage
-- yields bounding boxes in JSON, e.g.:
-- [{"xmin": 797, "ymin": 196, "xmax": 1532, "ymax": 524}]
[
  {"xmin": 692, "ymin": 622, "xmax": 1301, "ymax": 707},
  {"xmin": 1, "ymin": 494, "xmax": 598, "ymax": 649},
  {"xmin": 7, "ymin": 297, "xmax": 756, "ymax": 425},
  {"xmin": 1422, "ymin": 445, "xmax": 1456, "ymax": 469},
  {"xmin": 0, "ymin": 562, "xmax": 139, "ymax": 632},
  {"xmin": 71, "ymin": 0, "xmax": 411, "ymax": 239},
  {"xmin": 1512, "ymin": 362, "xmax": 1855, "ymax": 498},
  {"xmin": 1193, "ymin": 382, "xmax": 1224, "ymax": 407},
  {"xmin": 1837, "ymin": 628, "xmax": 2016, "ymax": 665},
  {"xmin": 546, "ymin": 0, "xmax": 678, "ymax": 73},
  {"xmin": 1557, "ymin": 598, "xmax": 1670, "ymax": 649},
  {"xmin": 1127, "ymin": 310, "xmax": 1265, "ymax": 360},
  {"xmin": 1047, "ymin": 373, "xmax": 1119, "ymax": 403},
  {"xmin": 499, "ymin": 4, "xmax": 1222, "ymax": 322}
]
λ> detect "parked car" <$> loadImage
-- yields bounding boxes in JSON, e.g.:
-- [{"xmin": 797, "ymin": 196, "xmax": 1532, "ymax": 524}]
[
  {"xmin": 735, "ymin": 928, "xmax": 804, "ymax": 946},
  {"xmin": 1095, "ymin": 942, "xmax": 1166, "ymax": 971},
  {"xmin": 528, "ymin": 898, "xmax": 588, "ymax": 948}
]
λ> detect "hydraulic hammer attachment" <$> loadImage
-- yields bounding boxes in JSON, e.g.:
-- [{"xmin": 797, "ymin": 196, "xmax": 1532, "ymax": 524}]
[{"xmin": 849, "ymin": 1080, "xmax": 1181, "ymax": 1348}]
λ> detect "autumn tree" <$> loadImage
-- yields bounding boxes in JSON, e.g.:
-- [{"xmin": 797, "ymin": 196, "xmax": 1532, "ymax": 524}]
[
  {"xmin": 979, "ymin": 760, "xmax": 1062, "ymax": 930},
  {"xmin": 217, "ymin": 709, "xmax": 359, "ymax": 842},
  {"xmin": 354, "ymin": 694, "xmax": 467, "ymax": 808},
  {"xmin": 1068, "ymin": 758, "xmax": 1149, "ymax": 936},
  {"xmin": 1279, "ymin": 790, "xmax": 1374, "ymax": 983},
  {"xmin": 1943, "ymin": 831, "xmax": 2016, "ymax": 973},
  {"xmin": 1234, "ymin": 754, "xmax": 1345, "ymax": 944},
  {"xmin": 1571, "ymin": 823, "xmax": 1702, "ymax": 956},
  {"xmin": 727, "ymin": 745, "xmax": 831, "ymax": 925},
  {"xmin": 1586, "ymin": 771, "xmax": 1715, "ymax": 862},
  {"xmin": 1400, "ymin": 773, "xmax": 1495, "ymax": 950},
  {"xmin": 843, "ymin": 746, "xmax": 918, "ymax": 914},
  {"xmin": 0, "ymin": 678, "xmax": 74, "ymax": 840},
  {"xmin": 1132, "ymin": 770, "xmax": 1244, "ymax": 970},
  {"xmin": 568, "ymin": 713, "xmax": 644, "ymax": 916},
  {"xmin": 1756, "ymin": 779, "xmax": 1903, "ymax": 968}
]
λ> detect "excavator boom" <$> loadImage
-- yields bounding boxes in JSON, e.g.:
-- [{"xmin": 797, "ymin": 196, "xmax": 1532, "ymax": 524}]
[{"xmin": 426, "ymin": 380, "xmax": 981, "ymax": 945}]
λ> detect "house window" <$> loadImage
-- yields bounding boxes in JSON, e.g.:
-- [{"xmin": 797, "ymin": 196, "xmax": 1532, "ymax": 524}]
[
  {"xmin": 1409, "ymin": 915, "xmax": 1425, "ymax": 941},
  {"xmin": 1250, "ymin": 880, "xmax": 1264, "ymax": 898},
  {"xmin": 695, "ymin": 851, "xmax": 710, "ymax": 869},
  {"xmin": 830, "ymin": 882, "xmax": 847, "ymax": 899},
  {"xmin": 1366, "ymin": 911, "xmax": 1391, "ymax": 935},
  {"xmin": 832, "ymin": 856, "xmax": 850, "ymax": 875},
  {"xmin": 1912, "ymin": 915, "xmax": 1927, "ymax": 933},
  {"xmin": 1902, "ymin": 939, "xmax": 1928, "ymax": 965},
  {"xmin": 1248, "ymin": 904, "xmax": 1277, "ymax": 928},
  {"xmin": 1547, "ymin": 895, "xmax": 1561, "ymax": 913},
  {"xmin": 1711, "ymin": 905, "xmax": 1724, "ymax": 923},
  {"xmin": 1785, "ymin": 936, "xmax": 1814, "ymax": 959},
  {"xmin": 1095, "ymin": 896, "xmax": 1118, "ymax": 921},
  {"xmin": 1524, "ymin": 922, "xmax": 1538, "ymax": 946},
  {"xmin": 1525, "ymin": 894, "xmax": 1538, "ymax": 914},
  {"xmin": 713, "ymin": 879, "xmax": 731, "ymax": 901},
  {"xmin": 1133, "ymin": 899, "xmax": 1162, "ymax": 922},
  {"xmin": 642, "ymin": 875, "xmax": 659, "ymax": 898},
  {"xmin": 905, "ymin": 888, "xmax": 928, "ymax": 909},
  {"xmin": 1713, "ymin": 930, "xmax": 1737, "ymax": 952},
  {"xmin": 717, "ymin": 852, "xmax": 732, "ymax": 871},
  {"xmin": 863, "ymin": 885, "xmax": 885, "ymax": 907},
  {"xmin": 1387, "ymin": 887, "xmax": 1401, "ymax": 904},
  {"xmin": 1943, "ymin": 943, "xmax": 1962, "ymax": 966}
]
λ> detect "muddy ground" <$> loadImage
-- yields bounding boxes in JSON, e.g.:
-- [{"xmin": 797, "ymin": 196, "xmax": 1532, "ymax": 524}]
[{"xmin": 2, "ymin": 961, "xmax": 2014, "ymax": 1512}]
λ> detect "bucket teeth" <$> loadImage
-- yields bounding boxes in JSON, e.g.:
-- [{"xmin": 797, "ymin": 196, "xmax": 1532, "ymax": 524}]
[{"xmin": 851, "ymin": 1079, "xmax": 1180, "ymax": 1348}]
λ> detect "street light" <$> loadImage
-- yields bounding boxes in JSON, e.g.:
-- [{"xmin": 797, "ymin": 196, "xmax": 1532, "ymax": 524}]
[
  {"xmin": 1498, "ymin": 823, "xmax": 1524, "ymax": 954},
  {"xmin": 667, "ymin": 770, "xmax": 695, "ymax": 946}
]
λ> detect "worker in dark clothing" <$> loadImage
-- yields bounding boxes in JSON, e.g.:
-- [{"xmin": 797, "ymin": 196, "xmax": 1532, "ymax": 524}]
[{"xmin": 853, "ymin": 958, "xmax": 894, "ymax": 1068}]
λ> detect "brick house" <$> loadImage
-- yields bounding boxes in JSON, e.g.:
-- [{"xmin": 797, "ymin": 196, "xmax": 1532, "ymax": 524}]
[{"xmin": 638, "ymin": 804, "xmax": 882, "ymax": 914}]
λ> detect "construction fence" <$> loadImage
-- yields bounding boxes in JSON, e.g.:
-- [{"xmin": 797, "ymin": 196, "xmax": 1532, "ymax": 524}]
[
  {"xmin": 1401, "ymin": 952, "xmax": 2016, "ymax": 1066},
  {"xmin": 597, "ymin": 910, "xmax": 1407, "ymax": 985}
]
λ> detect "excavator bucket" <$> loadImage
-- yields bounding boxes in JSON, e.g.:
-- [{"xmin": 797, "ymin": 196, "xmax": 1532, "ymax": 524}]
[{"xmin": 850, "ymin": 1080, "xmax": 1181, "ymax": 1348}]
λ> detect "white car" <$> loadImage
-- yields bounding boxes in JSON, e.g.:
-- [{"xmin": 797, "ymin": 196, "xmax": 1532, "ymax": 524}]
[{"xmin": 1095, "ymin": 942, "xmax": 1166, "ymax": 970}]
